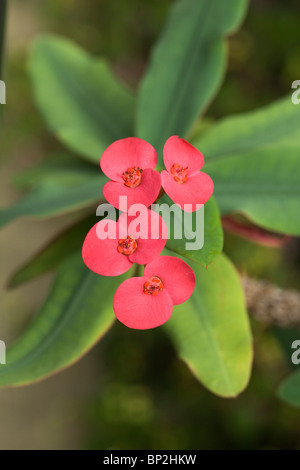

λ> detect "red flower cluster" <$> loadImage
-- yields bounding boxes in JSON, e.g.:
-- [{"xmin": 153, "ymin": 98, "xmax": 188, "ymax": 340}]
[{"xmin": 82, "ymin": 136, "xmax": 213, "ymax": 329}]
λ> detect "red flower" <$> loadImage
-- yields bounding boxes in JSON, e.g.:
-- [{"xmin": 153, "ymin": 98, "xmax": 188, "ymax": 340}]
[
  {"xmin": 113, "ymin": 256, "xmax": 196, "ymax": 329},
  {"xmin": 101, "ymin": 137, "xmax": 162, "ymax": 210},
  {"xmin": 82, "ymin": 209, "xmax": 167, "ymax": 276},
  {"xmin": 161, "ymin": 136, "xmax": 214, "ymax": 212}
]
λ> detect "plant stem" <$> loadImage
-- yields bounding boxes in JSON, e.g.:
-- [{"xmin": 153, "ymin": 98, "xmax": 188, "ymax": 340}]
[{"xmin": 0, "ymin": 0, "xmax": 7, "ymax": 79}]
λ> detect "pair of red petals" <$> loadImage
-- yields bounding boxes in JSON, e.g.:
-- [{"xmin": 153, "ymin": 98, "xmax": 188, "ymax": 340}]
[
  {"xmin": 82, "ymin": 209, "xmax": 167, "ymax": 277},
  {"xmin": 114, "ymin": 256, "xmax": 196, "ymax": 330},
  {"xmin": 101, "ymin": 135, "xmax": 214, "ymax": 213}
]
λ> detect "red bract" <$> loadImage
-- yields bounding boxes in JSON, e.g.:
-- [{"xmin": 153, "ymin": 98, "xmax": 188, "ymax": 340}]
[
  {"xmin": 161, "ymin": 136, "xmax": 214, "ymax": 212},
  {"xmin": 101, "ymin": 137, "xmax": 162, "ymax": 211},
  {"xmin": 113, "ymin": 256, "xmax": 196, "ymax": 330},
  {"xmin": 82, "ymin": 209, "xmax": 167, "ymax": 276}
]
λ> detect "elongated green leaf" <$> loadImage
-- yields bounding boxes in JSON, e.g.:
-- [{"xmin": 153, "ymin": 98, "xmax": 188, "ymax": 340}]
[
  {"xmin": 156, "ymin": 195, "xmax": 223, "ymax": 266},
  {"xmin": 29, "ymin": 35, "xmax": 135, "ymax": 163},
  {"xmin": 8, "ymin": 215, "xmax": 98, "ymax": 288},
  {"xmin": 0, "ymin": 176, "xmax": 105, "ymax": 228},
  {"xmin": 137, "ymin": 0, "xmax": 248, "ymax": 154},
  {"xmin": 278, "ymin": 371, "xmax": 300, "ymax": 408},
  {"xmin": 13, "ymin": 153, "xmax": 98, "ymax": 189},
  {"xmin": 205, "ymin": 147, "xmax": 300, "ymax": 235},
  {"xmin": 165, "ymin": 254, "xmax": 252, "ymax": 397},
  {"xmin": 192, "ymin": 97, "xmax": 300, "ymax": 160},
  {"xmin": 0, "ymin": 255, "xmax": 133, "ymax": 386}
]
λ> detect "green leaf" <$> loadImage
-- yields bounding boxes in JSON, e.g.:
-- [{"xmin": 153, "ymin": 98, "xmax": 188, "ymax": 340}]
[
  {"xmin": 192, "ymin": 97, "xmax": 300, "ymax": 235},
  {"xmin": 13, "ymin": 153, "xmax": 98, "ymax": 189},
  {"xmin": 0, "ymin": 175, "xmax": 105, "ymax": 229},
  {"xmin": 156, "ymin": 195, "xmax": 223, "ymax": 266},
  {"xmin": 137, "ymin": 0, "xmax": 248, "ymax": 154},
  {"xmin": 8, "ymin": 215, "xmax": 98, "ymax": 288},
  {"xmin": 165, "ymin": 254, "xmax": 252, "ymax": 397},
  {"xmin": 29, "ymin": 35, "xmax": 135, "ymax": 163},
  {"xmin": 0, "ymin": 255, "xmax": 133, "ymax": 387},
  {"xmin": 278, "ymin": 370, "xmax": 300, "ymax": 408},
  {"xmin": 192, "ymin": 97, "xmax": 300, "ymax": 160},
  {"xmin": 205, "ymin": 147, "xmax": 300, "ymax": 235}
]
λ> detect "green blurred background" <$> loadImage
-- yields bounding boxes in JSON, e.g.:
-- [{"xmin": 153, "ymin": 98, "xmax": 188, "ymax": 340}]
[{"xmin": 0, "ymin": 0, "xmax": 300, "ymax": 449}]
